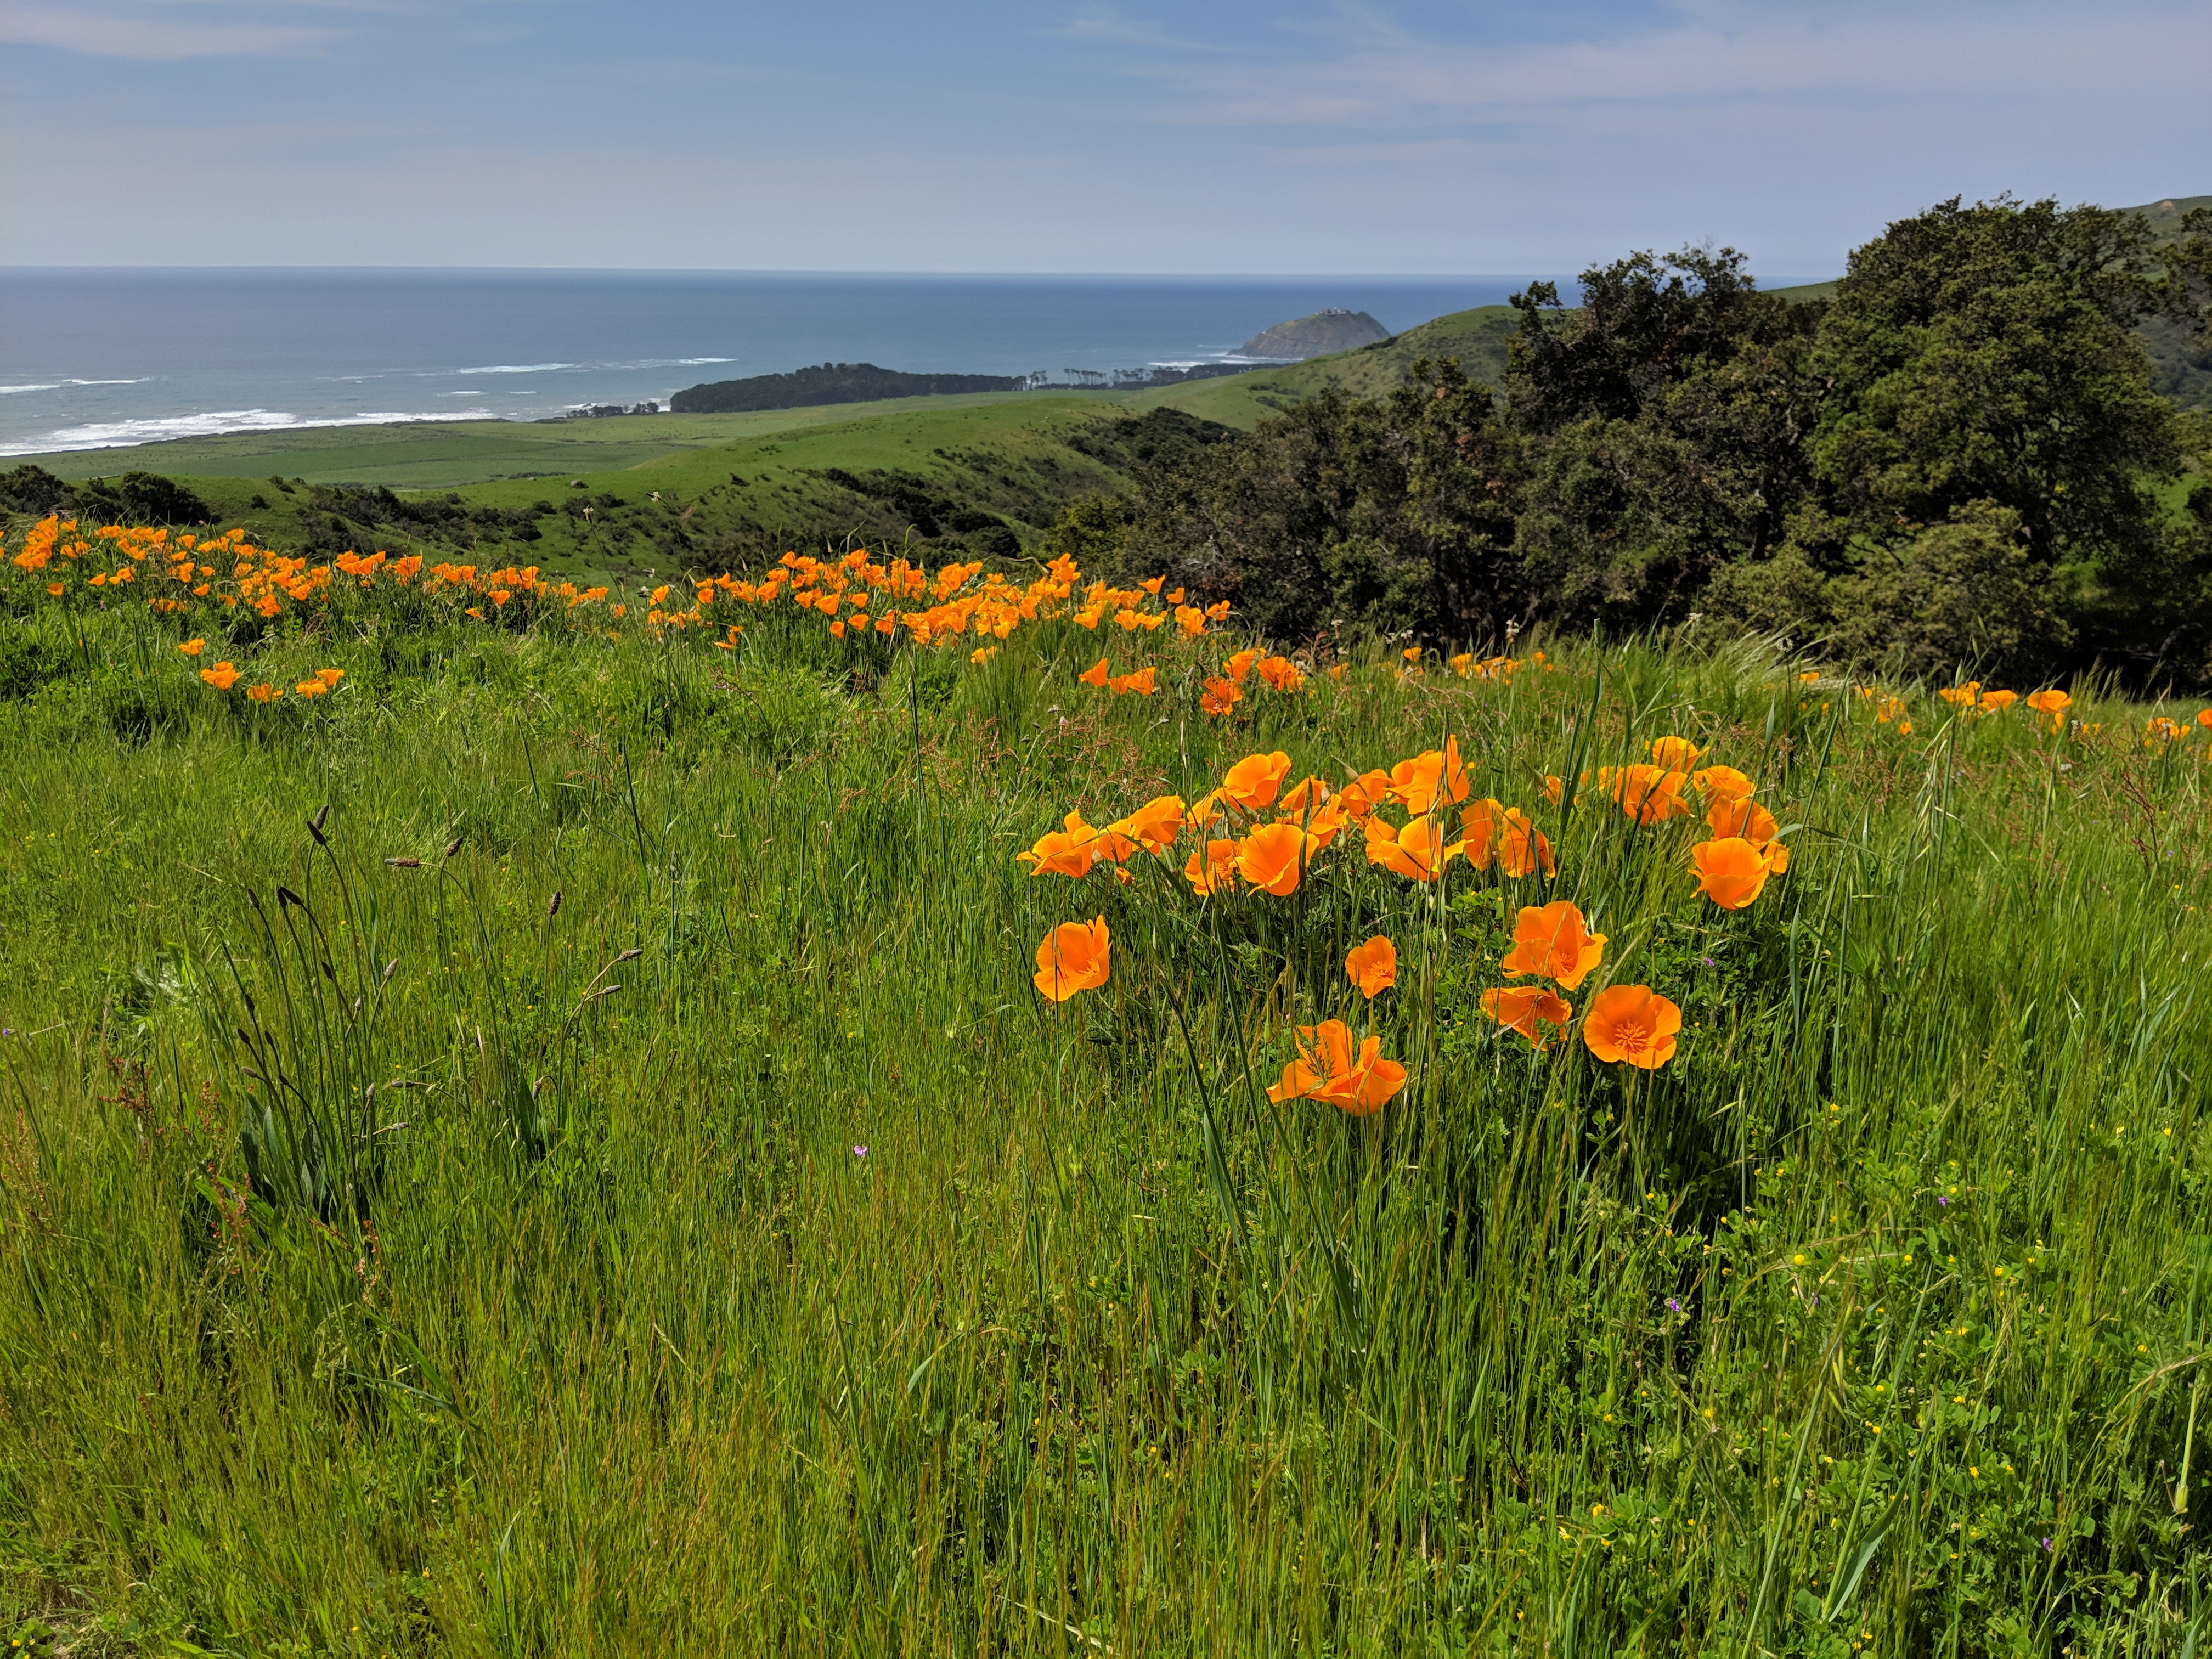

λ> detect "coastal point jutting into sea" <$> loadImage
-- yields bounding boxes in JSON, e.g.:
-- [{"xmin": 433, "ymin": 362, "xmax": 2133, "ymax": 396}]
[{"xmin": 3, "ymin": 0, "xmax": 2211, "ymax": 1652}]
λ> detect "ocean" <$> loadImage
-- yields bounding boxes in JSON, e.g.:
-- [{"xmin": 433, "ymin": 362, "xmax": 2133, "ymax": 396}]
[{"xmin": 0, "ymin": 270, "xmax": 1550, "ymax": 459}]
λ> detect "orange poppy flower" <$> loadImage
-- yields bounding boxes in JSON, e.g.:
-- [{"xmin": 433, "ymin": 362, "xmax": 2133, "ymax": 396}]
[
  {"xmin": 1017, "ymin": 810, "xmax": 1103, "ymax": 878},
  {"xmin": 1479, "ymin": 986, "xmax": 1575, "ymax": 1049},
  {"xmin": 1401, "ymin": 646, "xmax": 1422, "ymax": 663},
  {"xmin": 1336, "ymin": 769, "xmax": 1391, "ymax": 818},
  {"xmin": 1496, "ymin": 808, "xmax": 1555, "ymax": 878},
  {"xmin": 1543, "ymin": 774, "xmax": 1564, "ymax": 805},
  {"xmin": 1033, "ymin": 916, "xmax": 1110, "ymax": 1002},
  {"xmin": 1386, "ymin": 737, "xmax": 1471, "ymax": 815},
  {"xmin": 46, "ymin": 583, "xmax": 63, "ymax": 596},
  {"xmin": 1599, "ymin": 763, "xmax": 1690, "ymax": 825},
  {"xmin": 1237, "ymin": 823, "xmax": 1307, "ymax": 895},
  {"xmin": 1295, "ymin": 795, "xmax": 1352, "ymax": 851},
  {"xmin": 1364, "ymin": 815, "xmax": 1464, "ymax": 882},
  {"xmin": 1277, "ymin": 776, "xmax": 1330, "ymax": 814},
  {"xmin": 1978, "ymin": 689, "xmax": 2017, "ymax": 713},
  {"xmin": 1458, "ymin": 797, "xmax": 1509, "ymax": 868},
  {"xmin": 1078, "ymin": 657, "xmax": 1110, "ymax": 689},
  {"xmin": 1176, "ymin": 605, "xmax": 1207, "ymax": 637},
  {"xmin": 1500, "ymin": 901, "xmax": 1605, "ymax": 990},
  {"xmin": 199, "ymin": 661, "xmax": 240, "ymax": 690},
  {"xmin": 1309, "ymin": 1035, "xmax": 1408, "ymax": 1115},
  {"xmin": 1184, "ymin": 838, "xmax": 1240, "ymax": 895},
  {"xmin": 1691, "ymin": 765, "xmax": 1754, "ymax": 804},
  {"xmin": 315, "ymin": 667, "xmax": 344, "ymax": 689},
  {"xmin": 1649, "ymin": 735, "xmax": 1702, "ymax": 771},
  {"xmin": 1267, "ymin": 1020, "xmax": 1406, "ymax": 1115},
  {"xmin": 1221, "ymin": 751, "xmax": 1292, "ymax": 809},
  {"xmin": 1581, "ymin": 984, "xmax": 1680, "ymax": 1069},
  {"xmin": 1223, "ymin": 649, "xmax": 1258, "ymax": 683},
  {"xmin": 1705, "ymin": 795, "xmax": 1780, "ymax": 847},
  {"xmin": 246, "ymin": 682, "xmax": 281, "ymax": 702},
  {"xmin": 1109, "ymin": 795, "xmax": 1186, "ymax": 854},
  {"xmin": 1110, "ymin": 667, "xmax": 1157, "ymax": 696},
  {"xmin": 829, "ymin": 619, "xmax": 847, "ymax": 638},
  {"xmin": 2024, "ymin": 688, "xmax": 2071, "ymax": 731},
  {"xmin": 1937, "ymin": 682, "xmax": 1981, "ymax": 708},
  {"xmin": 1345, "ymin": 935, "xmax": 1396, "ymax": 999},
  {"xmin": 177, "ymin": 638, "xmax": 205, "ymax": 657},
  {"xmin": 1199, "ymin": 676, "xmax": 1242, "ymax": 715},
  {"xmin": 1689, "ymin": 837, "xmax": 1780, "ymax": 910},
  {"xmin": 295, "ymin": 679, "xmax": 328, "ymax": 698},
  {"xmin": 1256, "ymin": 654, "xmax": 1304, "ymax": 692},
  {"xmin": 1139, "ymin": 575, "xmax": 1166, "ymax": 595}
]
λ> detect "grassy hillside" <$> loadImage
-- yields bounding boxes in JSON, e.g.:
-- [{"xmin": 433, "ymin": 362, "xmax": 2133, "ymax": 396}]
[
  {"xmin": 13, "ymin": 392, "xmax": 1135, "ymax": 492},
  {"xmin": 1, "ymin": 539, "xmax": 2208, "ymax": 1651},
  {"xmin": 10, "ymin": 398, "xmax": 1224, "ymax": 585}
]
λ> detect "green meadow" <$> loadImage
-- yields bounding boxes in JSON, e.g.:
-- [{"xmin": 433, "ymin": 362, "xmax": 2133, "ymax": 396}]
[{"xmin": 1, "ymin": 567, "xmax": 2208, "ymax": 1654}]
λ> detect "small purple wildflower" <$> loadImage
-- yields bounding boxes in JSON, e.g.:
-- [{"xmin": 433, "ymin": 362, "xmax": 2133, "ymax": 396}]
[
  {"xmin": 852, "ymin": 1145, "xmax": 868, "ymax": 1159},
  {"xmin": 2040, "ymin": 1537, "xmax": 2052, "ymax": 1551},
  {"xmin": 1701, "ymin": 956, "xmax": 1714, "ymax": 968},
  {"xmin": 1666, "ymin": 1298, "xmax": 1681, "ymax": 1313},
  {"xmin": 1937, "ymin": 1195, "xmax": 1950, "ymax": 1206}
]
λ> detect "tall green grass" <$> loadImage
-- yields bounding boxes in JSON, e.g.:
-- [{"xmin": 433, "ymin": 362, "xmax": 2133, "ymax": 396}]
[{"xmin": 0, "ymin": 607, "xmax": 2207, "ymax": 1656}]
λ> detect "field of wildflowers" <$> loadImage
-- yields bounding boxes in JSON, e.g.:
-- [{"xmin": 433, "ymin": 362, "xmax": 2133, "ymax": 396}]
[{"xmin": 1, "ymin": 514, "xmax": 2209, "ymax": 1656}]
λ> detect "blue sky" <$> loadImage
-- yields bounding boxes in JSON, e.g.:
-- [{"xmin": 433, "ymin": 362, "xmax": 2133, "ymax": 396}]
[{"xmin": 2, "ymin": 0, "xmax": 2204, "ymax": 274}]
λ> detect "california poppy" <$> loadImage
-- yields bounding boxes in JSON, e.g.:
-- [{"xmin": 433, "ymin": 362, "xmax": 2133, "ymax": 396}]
[
  {"xmin": 1582, "ymin": 984, "xmax": 1680, "ymax": 1069},
  {"xmin": 1078, "ymin": 657, "xmax": 1110, "ymax": 689},
  {"xmin": 1268, "ymin": 1020, "xmax": 1405, "ymax": 1115},
  {"xmin": 1689, "ymin": 837, "xmax": 1780, "ymax": 910},
  {"xmin": 1223, "ymin": 649, "xmax": 1258, "ymax": 683},
  {"xmin": 1705, "ymin": 795, "xmax": 1780, "ymax": 847},
  {"xmin": 1109, "ymin": 795, "xmax": 1185, "ymax": 854},
  {"xmin": 1386, "ymin": 737, "xmax": 1470, "ymax": 815},
  {"xmin": 1496, "ymin": 808, "xmax": 1555, "ymax": 878},
  {"xmin": 1978, "ymin": 689, "xmax": 2018, "ymax": 713},
  {"xmin": 1345, "ymin": 935, "xmax": 1396, "ymax": 999},
  {"xmin": 1365, "ymin": 815, "xmax": 1463, "ymax": 882},
  {"xmin": 1277, "ymin": 776, "xmax": 1330, "ymax": 814},
  {"xmin": 1018, "ymin": 811, "xmax": 1102, "ymax": 878},
  {"xmin": 1601, "ymin": 763, "xmax": 1690, "ymax": 825},
  {"xmin": 1500, "ymin": 900, "xmax": 1605, "ymax": 989},
  {"xmin": 1649, "ymin": 735, "xmax": 1702, "ymax": 771},
  {"xmin": 1184, "ymin": 838, "xmax": 1240, "ymax": 895},
  {"xmin": 1256, "ymin": 654, "xmax": 1304, "ymax": 692},
  {"xmin": 2025, "ymin": 689, "xmax": 2071, "ymax": 731},
  {"xmin": 1336, "ymin": 769, "xmax": 1391, "ymax": 818},
  {"xmin": 295, "ymin": 679, "xmax": 328, "ymax": 698},
  {"xmin": 1200, "ymin": 676, "xmax": 1242, "ymax": 716},
  {"xmin": 315, "ymin": 667, "xmax": 344, "ymax": 689},
  {"xmin": 1692, "ymin": 765, "xmax": 1754, "ymax": 804},
  {"xmin": 199, "ymin": 661, "xmax": 240, "ymax": 690},
  {"xmin": 177, "ymin": 638, "xmax": 205, "ymax": 657},
  {"xmin": 1237, "ymin": 822, "xmax": 1307, "ymax": 895},
  {"xmin": 1221, "ymin": 751, "xmax": 1291, "ymax": 809},
  {"xmin": 1110, "ymin": 667, "xmax": 1157, "ymax": 696},
  {"xmin": 1479, "ymin": 986, "xmax": 1574, "ymax": 1048},
  {"xmin": 1458, "ymin": 798, "xmax": 1509, "ymax": 868},
  {"xmin": 1033, "ymin": 917, "xmax": 1110, "ymax": 1001}
]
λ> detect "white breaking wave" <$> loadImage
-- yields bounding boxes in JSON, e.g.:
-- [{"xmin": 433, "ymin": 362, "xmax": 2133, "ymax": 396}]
[
  {"xmin": 1, "ymin": 378, "xmax": 146, "ymax": 394},
  {"xmin": 1, "ymin": 407, "xmax": 505, "ymax": 457},
  {"xmin": 453, "ymin": 362, "xmax": 577, "ymax": 374}
]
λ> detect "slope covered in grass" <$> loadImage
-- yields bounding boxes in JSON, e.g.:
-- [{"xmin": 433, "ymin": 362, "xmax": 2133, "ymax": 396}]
[{"xmin": 1, "ymin": 533, "xmax": 2208, "ymax": 1652}]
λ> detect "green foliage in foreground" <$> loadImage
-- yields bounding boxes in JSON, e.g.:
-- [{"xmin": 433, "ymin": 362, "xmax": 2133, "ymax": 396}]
[{"xmin": 1, "ymin": 607, "xmax": 2208, "ymax": 1656}]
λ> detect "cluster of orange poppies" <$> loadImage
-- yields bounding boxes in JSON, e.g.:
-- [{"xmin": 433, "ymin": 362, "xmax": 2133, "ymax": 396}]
[
  {"xmin": 179, "ymin": 639, "xmax": 345, "ymax": 702},
  {"xmin": 1474, "ymin": 901, "xmax": 1680, "ymax": 1068},
  {"xmin": 1021, "ymin": 734, "xmax": 1789, "ymax": 1113},
  {"xmin": 5, "ymin": 516, "xmax": 612, "ymax": 629},
  {"xmin": 684, "ymin": 548, "xmax": 1234, "ymax": 652}
]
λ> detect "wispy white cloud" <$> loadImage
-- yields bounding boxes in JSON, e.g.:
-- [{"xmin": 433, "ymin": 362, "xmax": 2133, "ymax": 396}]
[
  {"xmin": 0, "ymin": 3, "xmax": 345, "ymax": 58},
  {"xmin": 1074, "ymin": 0, "xmax": 2212, "ymax": 130}
]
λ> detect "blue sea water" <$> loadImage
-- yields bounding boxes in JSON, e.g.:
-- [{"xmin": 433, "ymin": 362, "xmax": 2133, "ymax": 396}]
[{"xmin": 0, "ymin": 270, "xmax": 1556, "ymax": 459}]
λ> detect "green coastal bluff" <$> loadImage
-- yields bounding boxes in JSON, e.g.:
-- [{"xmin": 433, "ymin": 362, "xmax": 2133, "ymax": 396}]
[{"xmin": 1237, "ymin": 308, "xmax": 1391, "ymax": 360}]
